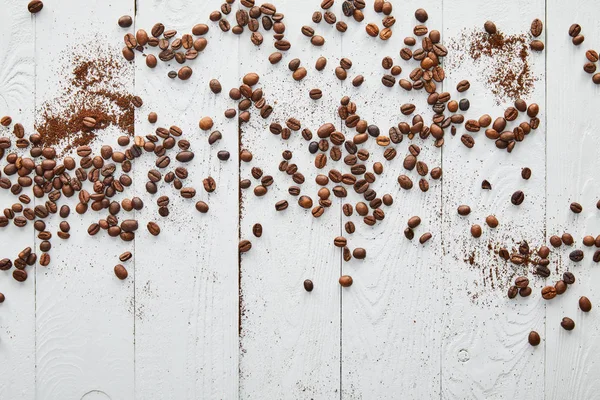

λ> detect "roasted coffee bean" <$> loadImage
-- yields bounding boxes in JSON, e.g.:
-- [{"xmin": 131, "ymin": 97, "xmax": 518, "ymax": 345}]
[
  {"xmin": 457, "ymin": 205, "xmax": 471, "ymax": 216},
  {"xmin": 507, "ymin": 286, "xmax": 518, "ymax": 299},
  {"xmin": 560, "ymin": 317, "xmax": 575, "ymax": 331},
  {"xmin": 550, "ymin": 235, "xmax": 563, "ymax": 247},
  {"xmin": 353, "ymin": 248, "xmax": 366, "ymax": 259},
  {"xmin": 461, "ymin": 134, "xmax": 475, "ymax": 148},
  {"xmin": 339, "ymin": 275, "xmax": 353, "ymax": 287},
  {"xmin": 531, "ymin": 19, "xmax": 543, "ymax": 37},
  {"xmin": 555, "ymin": 280, "xmax": 568, "ymax": 295},
  {"xmin": 511, "ymin": 190, "xmax": 525, "ymax": 205},
  {"xmin": 303, "ymin": 279, "xmax": 314, "ymax": 292},
  {"xmin": 456, "ymin": 80, "xmax": 470, "ymax": 92},
  {"xmin": 28, "ymin": 0, "xmax": 44, "ymax": 13},
  {"xmin": 530, "ymin": 40, "xmax": 544, "ymax": 51},
  {"xmin": 579, "ymin": 296, "xmax": 592, "ymax": 312},
  {"xmin": 275, "ymin": 200, "xmax": 288, "ymax": 211},
  {"xmin": 484, "ymin": 20, "xmax": 497, "ymax": 34},
  {"xmin": 563, "ymin": 271, "xmax": 576, "ymax": 284},
  {"xmin": 515, "ymin": 276, "xmax": 529, "ymax": 289},
  {"xmin": 147, "ymin": 221, "xmax": 160, "ymax": 236},
  {"xmin": 536, "ymin": 265, "xmax": 551, "ymax": 278},
  {"xmin": 569, "ymin": 24, "xmax": 581, "ymax": 37},
  {"xmin": 542, "ymin": 286, "xmax": 557, "ymax": 300},
  {"xmin": 486, "ymin": 215, "xmax": 499, "ymax": 228},
  {"xmin": 570, "ymin": 202, "xmax": 582, "ymax": 213},
  {"xmin": 562, "ymin": 233, "xmax": 574, "ymax": 245},
  {"xmin": 114, "ymin": 264, "xmax": 128, "ymax": 280},
  {"xmin": 569, "ymin": 249, "xmax": 584, "ymax": 262},
  {"xmin": 528, "ymin": 331, "xmax": 541, "ymax": 346}
]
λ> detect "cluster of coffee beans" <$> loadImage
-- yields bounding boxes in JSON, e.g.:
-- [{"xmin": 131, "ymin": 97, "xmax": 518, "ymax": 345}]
[
  {"xmin": 210, "ymin": 0, "xmax": 289, "ymax": 50},
  {"xmin": 118, "ymin": 17, "xmax": 209, "ymax": 80},
  {"xmin": 570, "ymin": 24, "xmax": 600, "ymax": 85},
  {"xmin": 0, "ymin": 95, "xmax": 222, "ymax": 282},
  {"xmin": 529, "ymin": 18, "xmax": 545, "ymax": 51},
  {"xmin": 363, "ymin": 1, "xmax": 399, "ymax": 40}
]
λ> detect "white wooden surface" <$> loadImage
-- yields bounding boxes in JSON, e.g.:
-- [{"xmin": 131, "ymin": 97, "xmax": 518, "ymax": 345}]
[{"xmin": 0, "ymin": 0, "xmax": 600, "ymax": 399}]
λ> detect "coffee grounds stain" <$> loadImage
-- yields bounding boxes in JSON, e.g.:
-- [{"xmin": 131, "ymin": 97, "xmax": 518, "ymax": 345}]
[
  {"xmin": 35, "ymin": 46, "xmax": 134, "ymax": 155},
  {"xmin": 447, "ymin": 28, "xmax": 538, "ymax": 104}
]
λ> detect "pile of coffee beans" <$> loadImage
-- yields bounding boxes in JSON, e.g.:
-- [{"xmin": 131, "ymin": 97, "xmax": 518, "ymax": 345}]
[{"xmin": 119, "ymin": 18, "xmax": 209, "ymax": 80}]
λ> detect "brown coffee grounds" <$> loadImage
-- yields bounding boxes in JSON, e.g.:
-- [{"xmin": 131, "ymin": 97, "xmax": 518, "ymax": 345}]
[
  {"xmin": 448, "ymin": 28, "xmax": 538, "ymax": 104},
  {"xmin": 36, "ymin": 51, "xmax": 134, "ymax": 155}
]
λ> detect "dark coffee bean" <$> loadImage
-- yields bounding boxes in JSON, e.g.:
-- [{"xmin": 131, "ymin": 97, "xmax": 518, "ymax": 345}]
[
  {"xmin": 486, "ymin": 215, "xmax": 499, "ymax": 228},
  {"xmin": 555, "ymin": 280, "xmax": 568, "ymax": 295},
  {"xmin": 13, "ymin": 269, "xmax": 27, "ymax": 282},
  {"xmin": 147, "ymin": 221, "xmax": 160, "ymax": 236},
  {"xmin": 304, "ymin": 279, "xmax": 314, "ymax": 292},
  {"xmin": 461, "ymin": 134, "xmax": 474, "ymax": 148},
  {"xmin": 579, "ymin": 296, "xmax": 592, "ymax": 312},
  {"xmin": 561, "ymin": 317, "xmax": 575, "ymax": 331},
  {"xmin": 353, "ymin": 248, "xmax": 366, "ymax": 259},
  {"xmin": 456, "ymin": 80, "xmax": 470, "ymax": 92},
  {"xmin": 563, "ymin": 272, "xmax": 576, "ymax": 285},
  {"xmin": 507, "ymin": 286, "xmax": 518, "ymax": 299},
  {"xmin": 536, "ymin": 265, "xmax": 551, "ymax": 278},
  {"xmin": 569, "ymin": 249, "xmax": 584, "ymax": 262},
  {"xmin": 339, "ymin": 275, "xmax": 353, "ymax": 287},
  {"xmin": 275, "ymin": 200, "xmax": 288, "ymax": 211},
  {"xmin": 528, "ymin": 331, "xmax": 541, "ymax": 346},
  {"xmin": 562, "ymin": 233, "xmax": 574, "ymax": 245},
  {"xmin": 511, "ymin": 190, "xmax": 525, "ymax": 205},
  {"xmin": 209, "ymin": 79, "xmax": 222, "ymax": 93},
  {"xmin": 521, "ymin": 167, "xmax": 532, "ymax": 180},
  {"xmin": 481, "ymin": 180, "xmax": 492, "ymax": 190}
]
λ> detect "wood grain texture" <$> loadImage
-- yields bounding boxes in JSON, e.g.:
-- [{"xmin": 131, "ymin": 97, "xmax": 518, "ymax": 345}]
[
  {"xmin": 34, "ymin": 1, "xmax": 136, "ymax": 399},
  {"xmin": 133, "ymin": 1, "xmax": 239, "ymax": 399},
  {"xmin": 339, "ymin": 1, "xmax": 443, "ymax": 399},
  {"xmin": 441, "ymin": 1, "xmax": 546, "ymax": 399},
  {"xmin": 238, "ymin": 1, "xmax": 342, "ymax": 398},
  {"xmin": 546, "ymin": 2, "xmax": 600, "ymax": 399},
  {"xmin": 0, "ymin": 1, "xmax": 36, "ymax": 399}
]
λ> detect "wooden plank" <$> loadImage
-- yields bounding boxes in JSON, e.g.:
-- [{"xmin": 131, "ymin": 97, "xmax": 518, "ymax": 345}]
[
  {"xmin": 133, "ymin": 1, "xmax": 239, "ymax": 398},
  {"xmin": 0, "ymin": 1, "xmax": 36, "ymax": 399},
  {"xmin": 238, "ymin": 0, "xmax": 342, "ymax": 398},
  {"xmin": 339, "ymin": 1, "xmax": 443, "ymax": 398},
  {"xmin": 34, "ymin": 1, "xmax": 136, "ymax": 398},
  {"xmin": 441, "ymin": 1, "xmax": 546, "ymax": 399},
  {"xmin": 546, "ymin": 2, "xmax": 600, "ymax": 399}
]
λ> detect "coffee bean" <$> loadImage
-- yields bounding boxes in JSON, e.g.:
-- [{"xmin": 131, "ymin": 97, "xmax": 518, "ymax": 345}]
[
  {"xmin": 414, "ymin": 8, "xmax": 428, "ymax": 23},
  {"xmin": 13, "ymin": 269, "xmax": 27, "ymax": 282},
  {"xmin": 28, "ymin": 0, "xmax": 43, "ymax": 13},
  {"xmin": 114, "ymin": 264, "xmax": 128, "ymax": 280},
  {"xmin": 304, "ymin": 279, "xmax": 314, "ymax": 292},
  {"xmin": 485, "ymin": 215, "xmax": 498, "ymax": 228},
  {"xmin": 569, "ymin": 249, "xmax": 584, "ymax": 262},
  {"xmin": 419, "ymin": 232, "xmax": 432, "ymax": 244},
  {"xmin": 461, "ymin": 134, "xmax": 475, "ymax": 148},
  {"xmin": 549, "ymin": 235, "xmax": 562, "ymax": 247},
  {"xmin": 570, "ymin": 202, "xmax": 582, "ymax": 213},
  {"xmin": 147, "ymin": 221, "xmax": 160, "ymax": 236},
  {"xmin": 118, "ymin": 15, "xmax": 132, "ymax": 27},
  {"xmin": 511, "ymin": 190, "xmax": 525, "ymax": 205},
  {"xmin": 339, "ymin": 275, "xmax": 353, "ymax": 287},
  {"xmin": 239, "ymin": 240, "xmax": 252, "ymax": 253},
  {"xmin": 531, "ymin": 19, "xmax": 543, "ymax": 37},
  {"xmin": 569, "ymin": 24, "xmax": 581, "ymax": 37},
  {"xmin": 481, "ymin": 180, "xmax": 492, "ymax": 190},
  {"xmin": 275, "ymin": 200, "xmax": 288, "ymax": 211},
  {"xmin": 196, "ymin": 201, "xmax": 209, "ymax": 213},
  {"xmin": 563, "ymin": 272, "xmax": 576, "ymax": 285},
  {"xmin": 542, "ymin": 286, "xmax": 557, "ymax": 300},
  {"xmin": 484, "ymin": 21, "xmax": 497, "ymax": 34},
  {"xmin": 382, "ymin": 75, "xmax": 396, "ymax": 87},
  {"xmin": 530, "ymin": 40, "xmax": 544, "ymax": 51},
  {"xmin": 353, "ymin": 248, "xmax": 366, "ymax": 259},
  {"xmin": 573, "ymin": 35, "xmax": 585, "ymax": 46},
  {"xmin": 507, "ymin": 286, "xmax": 518, "ymax": 299},
  {"xmin": 178, "ymin": 66, "xmax": 193, "ymax": 80},
  {"xmin": 514, "ymin": 276, "xmax": 529, "ymax": 289},
  {"xmin": 520, "ymin": 287, "xmax": 532, "ymax": 297},
  {"xmin": 528, "ymin": 331, "xmax": 541, "ymax": 346},
  {"xmin": 536, "ymin": 265, "xmax": 550, "ymax": 278},
  {"xmin": 521, "ymin": 167, "xmax": 532, "ymax": 180},
  {"xmin": 579, "ymin": 296, "xmax": 592, "ymax": 312},
  {"xmin": 561, "ymin": 317, "xmax": 575, "ymax": 331},
  {"xmin": 457, "ymin": 205, "xmax": 471, "ymax": 216}
]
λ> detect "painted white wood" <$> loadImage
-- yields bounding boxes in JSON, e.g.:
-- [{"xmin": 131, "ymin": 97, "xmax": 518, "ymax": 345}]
[
  {"xmin": 133, "ymin": 1, "xmax": 239, "ymax": 399},
  {"xmin": 0, "ymin": 1, "xmax": 36, "ymax": 399},
  {"xmin": 441, "ymin": 1, "xmax": 546, "ymax": 399},
  {"xmin": 546, "ymin": 2, "xmax": 600, "ymax": 399},
  {"xmin": 238, "ymin": 1, "xmax": 342, "ymax": 398},
  {"xmin": 339, "ymin": 1, "xmax": 443, "ymax": 399},
  {"xmin": 34, "ymin": 1, "xmax": 136, "ymax": 399}
]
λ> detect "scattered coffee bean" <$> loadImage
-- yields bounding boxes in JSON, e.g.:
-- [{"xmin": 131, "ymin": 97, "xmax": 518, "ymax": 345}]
[
  {"xmin": 528, "ymin": 331, "xmax": 540, "ymax": 346},
  {"xmin": 561, "ymin": 317, "xmax": 575, "ymax": 331},
  {"xmin": 579, "ymin": 296, "xmax": 592, "ymax": 312}
]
